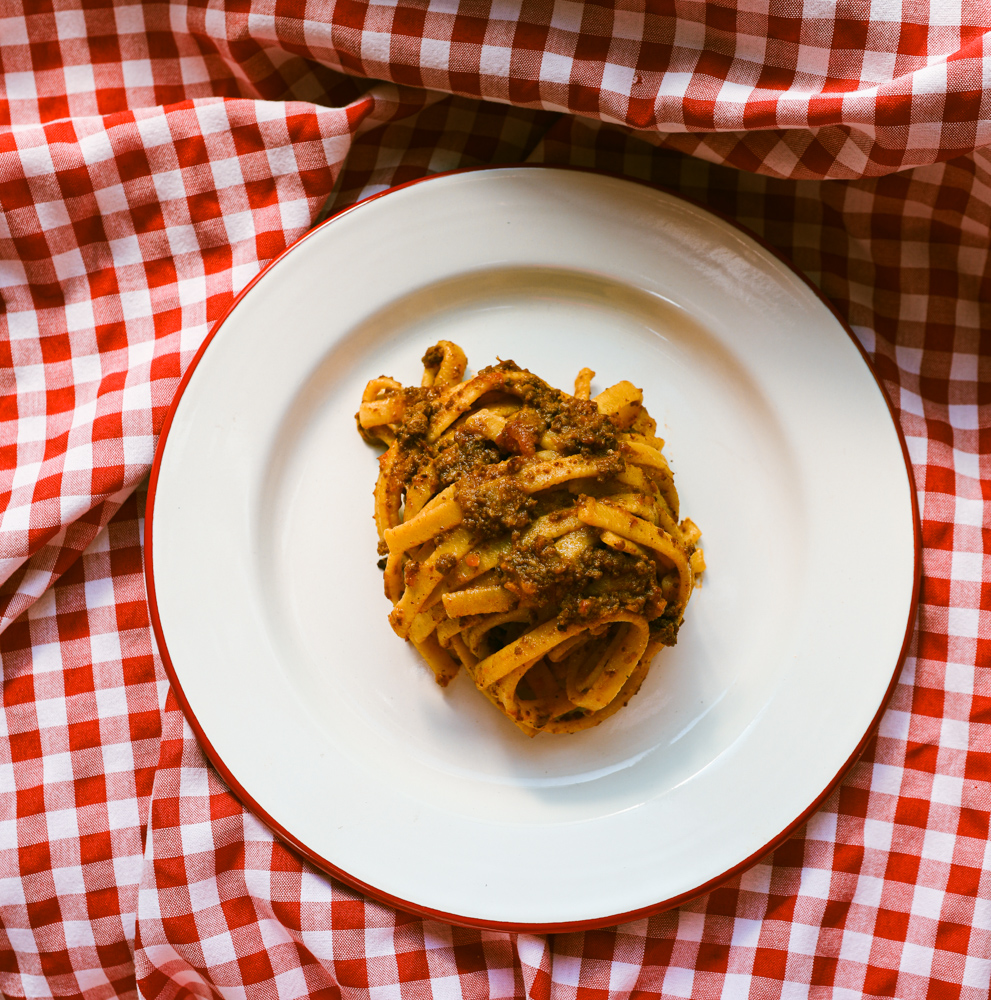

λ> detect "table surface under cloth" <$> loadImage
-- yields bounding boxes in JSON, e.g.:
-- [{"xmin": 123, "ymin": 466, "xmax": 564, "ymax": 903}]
[{"xmin": 0, "ymin": 3, "xmax": 989, "ymax": 998}]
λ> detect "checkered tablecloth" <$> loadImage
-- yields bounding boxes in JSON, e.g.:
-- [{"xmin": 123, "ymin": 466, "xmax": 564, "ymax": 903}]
[{"xmin": 0, "ymin": 3, "xmax": 988, "ymax": 998}]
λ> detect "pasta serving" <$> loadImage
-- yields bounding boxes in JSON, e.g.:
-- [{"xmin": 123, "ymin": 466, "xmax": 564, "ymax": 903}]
[{"xmin": 356, "ymin": 341, "xmax": 704, "ymax": 736}]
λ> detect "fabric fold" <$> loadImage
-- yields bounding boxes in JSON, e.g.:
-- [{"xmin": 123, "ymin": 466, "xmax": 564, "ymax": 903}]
[{"xmin": 0, "ymin": 3, "xmax": 989, "ymax": 999}]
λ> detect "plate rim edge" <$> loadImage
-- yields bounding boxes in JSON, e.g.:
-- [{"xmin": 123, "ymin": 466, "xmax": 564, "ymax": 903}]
[{"xmin": 143, "ymin": 163, "xmax": 923, "ymax": 933}]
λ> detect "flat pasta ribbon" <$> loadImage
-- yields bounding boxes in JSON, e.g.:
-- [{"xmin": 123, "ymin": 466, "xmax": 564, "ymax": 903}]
[{"xmin": 356, "ymin": 343, "xmax": 704, "ymax": 735}]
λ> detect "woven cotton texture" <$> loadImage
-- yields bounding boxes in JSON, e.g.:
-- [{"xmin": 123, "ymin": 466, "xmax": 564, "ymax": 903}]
[{"xmin": 0, "ymin": 3, "xmax": 988, "ymax": 999}]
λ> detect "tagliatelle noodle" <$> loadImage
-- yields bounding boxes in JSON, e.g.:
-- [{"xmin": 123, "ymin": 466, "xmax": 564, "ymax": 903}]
[{"xmin": 356, "ymin": 341, "xmax": 704, "ymax": 735}]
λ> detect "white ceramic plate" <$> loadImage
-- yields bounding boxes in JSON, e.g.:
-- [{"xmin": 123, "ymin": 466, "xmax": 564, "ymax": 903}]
[{"xmin": 147, "ymin": 166, "xmax": 918, "ymax": 930}]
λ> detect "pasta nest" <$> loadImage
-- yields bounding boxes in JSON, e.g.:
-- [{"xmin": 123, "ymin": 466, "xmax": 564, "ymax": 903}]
[{"xmin": 357, "ymin": 341, "xmax": 704, "ymax": 736}]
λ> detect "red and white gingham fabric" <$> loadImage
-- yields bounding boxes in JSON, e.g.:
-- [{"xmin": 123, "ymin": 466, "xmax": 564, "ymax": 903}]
[{"xmin": 0, "ymin": 3, "xmax": 989, "ymax": 998}]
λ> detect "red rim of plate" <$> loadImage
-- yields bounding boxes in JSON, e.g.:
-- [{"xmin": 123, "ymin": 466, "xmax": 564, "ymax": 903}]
[{"xmin": 144, "ymin": 164, "xmax": 923, "ymax": 933}]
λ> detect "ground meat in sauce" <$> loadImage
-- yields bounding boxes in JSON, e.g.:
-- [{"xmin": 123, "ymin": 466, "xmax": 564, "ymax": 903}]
[
  {"xmin": 650, "ymin": 617, "xmax": 681, "ymax": 646},
  {"xmin": 421, "ymin": 344, "xmax": 444, "ymax": 368},
  {"xmin": 384, "ymin": 359, "xmax": 680, "ymax": 640},
  {"xmin": 497, "ymin": 406, "xmax": 544, "ymax": 456},
  {"xmin": 546, "ymin": 396, "xmax": 618, "ymax": 453},
  {"xmin": 434, "ymin": 553, "xmax": 457, "ymax": 575},
  {"xmin": 492, "ymin": 362, "xmax": 619, "ymax": 456},
  {"xmin": 433, "ymin": 430, "xmax": 502, "ymax": 487},
  {"xmin": 457, "ymin": 476, "xmax": 537, "ymax": 538},
  {"xmin": 502, "ymin": 537, "xmax": 664, "ymax": 626},
  {"xmin": 389, "ymin": 361, "xmax": 619, "ymax": 497}
]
